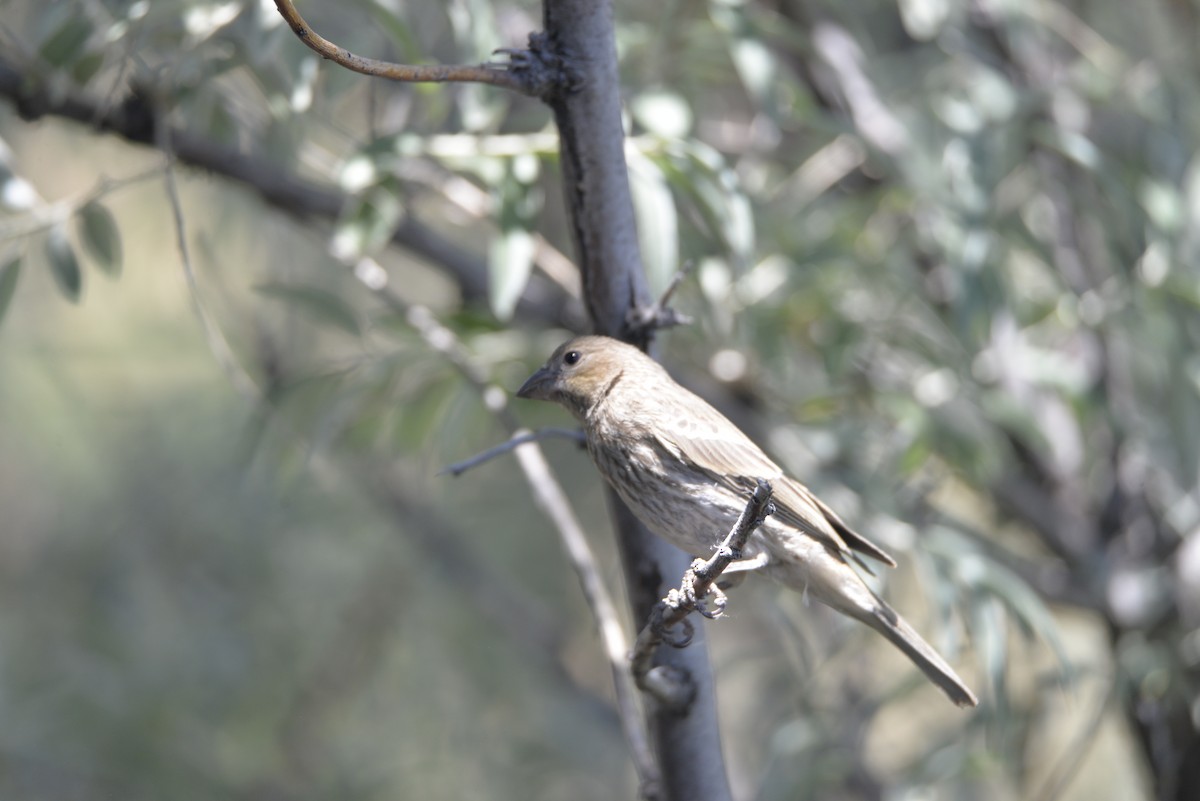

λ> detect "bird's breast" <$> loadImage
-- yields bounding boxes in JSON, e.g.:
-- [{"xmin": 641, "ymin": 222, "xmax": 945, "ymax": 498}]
[{"xmin": 585, "ymin": 429, "xmax": 748, "ymax": 555}]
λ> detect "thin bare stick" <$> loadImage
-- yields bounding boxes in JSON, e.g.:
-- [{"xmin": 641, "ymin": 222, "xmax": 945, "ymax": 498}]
[
  {"xmin": 631, "ymin": 479, "xmax": 774, "ymax": 709},
  {"xmin": 625, "ymin": 260, "xmax": 694, "ymax": 338},
  {"xmin": 370, "ymin": 284, "xmax": 659, "ymax": 795},
  {"xmin": 655, "ymin": 259, "xmax": 695, "ymax": 313},
  {"xmin": 511, "ymin": 434, "xmax": 661, "ymax": 798},
  {"xmin": 273, "ymin": 0, "xmax": 550, "ymax": 96},
  {"xmin": 440, "ymin": 427, "xmax": 585, "ymax": 477},
  {"xmin": 0, "ymin": 166, "xmax": 161, "ymax": 243},
  {"xmin": 1029, "ymin": 677, "xmax": 1116, "ymax": 801},
  {"xmin": 157, "ymin": 117, "xmax": 259, "ymax": 401}
]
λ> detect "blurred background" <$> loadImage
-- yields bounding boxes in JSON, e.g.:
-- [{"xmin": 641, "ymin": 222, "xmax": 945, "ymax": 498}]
[{"xmin": 1, "ymin": 0, "xmax": 1197, "ymax": 798}]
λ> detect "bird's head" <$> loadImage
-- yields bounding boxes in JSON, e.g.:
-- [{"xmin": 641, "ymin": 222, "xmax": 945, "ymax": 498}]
[{"xmin": 516, "ymin": 335, "xmax": 653, "ymax": 419}]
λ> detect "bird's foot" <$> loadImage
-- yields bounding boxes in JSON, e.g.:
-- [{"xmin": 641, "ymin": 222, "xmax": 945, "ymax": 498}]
[
  {"xmin": 680, "ymin": 560, "xmax": 728, "ymax": 620},
  {"xmin": 696, "ymin": 584, "xmax": 727, "ymax": 619}
]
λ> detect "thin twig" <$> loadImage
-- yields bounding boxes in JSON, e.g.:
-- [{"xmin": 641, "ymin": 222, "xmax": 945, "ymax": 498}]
[
  {"xmin": 0, "ymin": 166, "xmax": 161, "ymax": 243},
  {"xmin": 625, "ymin": 260, "xmax": 694, "ymax": 341},
  {"xmin": 655, "ymin": 259, "xmax": 695, "ymax": 313},
  {"xmin": 157, "ymin": 113, "xmax": 259, "ymax": 400},
  {"xmin": 630, "ymin": 479, "xmax": 774, "ymax": 708},
  {"xmin": 1029, "ymin": 676, "xmax": 1116, "ymax": 801},
  {"xmin": 272, "ymin": 0, "xmax": 551, "ymax": 96},
  {"xmin": 511, "ymin": 434, "xmax": 661, "ymax": 798},
  {"xmin": 359, "ymin": 272, "xmax": 660, "ymax": 794},
  {"xmin": 440, "ymin": 427, "xmax": 586, "ymax": 476}
]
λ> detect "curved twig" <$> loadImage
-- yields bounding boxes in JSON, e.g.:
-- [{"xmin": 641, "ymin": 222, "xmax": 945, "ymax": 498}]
[
  {"xmin": 440, "ymin": 428, "xmax": 586, "ymax": 476},
  {"xmin": 273, "ymin": 0, "xmax": 550, "ymax": 96}
]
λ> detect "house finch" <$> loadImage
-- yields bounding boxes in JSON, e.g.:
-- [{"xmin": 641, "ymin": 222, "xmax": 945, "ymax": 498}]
[{"xmin": 517, "ymin": 335, "xmax": 977, "ymax": 708}]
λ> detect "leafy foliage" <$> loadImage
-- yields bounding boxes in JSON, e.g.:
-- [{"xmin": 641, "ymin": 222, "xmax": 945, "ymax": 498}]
[{"xmin": 1, "ymin": 0, "xmax": 1196, "ymax": 799}]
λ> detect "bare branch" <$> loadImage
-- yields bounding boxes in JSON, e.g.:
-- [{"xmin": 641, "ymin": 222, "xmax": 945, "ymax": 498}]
[
  {"xmin": 625, "ymin": 260, "xmax": 695, "ymax": 339},
  {"xmin": 631, "ymin": 480, "xmax": 774, "ymax": 709},
  {"xmin": 273, "ymin": 0, "xmax": 557, "ymax": 97},
  {"xmin": 440, "ymin": 427, "xmax": 586, "ymax": 477},
  {"xmin": 384, "ymin": 292, "xmax": 659, "ymax": 796},
  {"xmin": 156, "ymin": 111, "xmax": 259, "ymax": 400},
  {"xmin": 510, "ymin": 435, "xmax": 661, "ymax": 798}
]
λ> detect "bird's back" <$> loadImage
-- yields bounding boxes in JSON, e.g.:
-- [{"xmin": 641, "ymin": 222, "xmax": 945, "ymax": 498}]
[{"xmin": 585, "ymin": 361, "xmax": 895, "ymax": 568}]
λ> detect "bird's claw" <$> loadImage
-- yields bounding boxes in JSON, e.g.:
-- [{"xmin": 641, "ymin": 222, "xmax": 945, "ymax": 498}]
[
  {"xmin": 678, "ymin": 561, "xmax": 728, "ymax": 620},
  {"xmin": 662, "ymin": 617, "xmax": 694, "ymax": 648},
  {"xmin": 696, "ymin": 585, "xmax": 727, "ymax": 620}
]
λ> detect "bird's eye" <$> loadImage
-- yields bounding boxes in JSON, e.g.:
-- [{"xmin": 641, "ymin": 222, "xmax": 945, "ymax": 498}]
[{"xmin": 563, "ymin": 350, "xmax": 582, "ymax": 366}]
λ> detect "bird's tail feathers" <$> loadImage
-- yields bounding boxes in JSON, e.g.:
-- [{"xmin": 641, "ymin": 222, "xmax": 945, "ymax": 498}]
[
  {"xmin": 866, "ymin": 601, "xmax": 978, "ymax": 708},
  {"xmin": 762, "ymin": 549, "xmax": 977, "ymax": 708}
]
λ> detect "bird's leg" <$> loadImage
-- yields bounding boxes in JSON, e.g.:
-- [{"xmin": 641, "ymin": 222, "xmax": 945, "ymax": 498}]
[
  {"xmin": 715, "ymin": 550, "xmax": 769, "ymax": 589},
  {"xmin": 720, "ymin": 550, "xmax": 771, "ymax": 574}
]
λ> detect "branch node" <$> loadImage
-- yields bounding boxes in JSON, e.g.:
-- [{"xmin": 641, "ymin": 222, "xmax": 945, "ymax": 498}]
[
  {"xmin": 640, "ymin": 665, "xmax": 696, "ymax": 711},
  {"xmin": 491, "ymin": 31, "xmax": 581, "ymax": 99},
  {"xmin": 625, "ymin": 261, "xmax": 696, "ymax": 344}
]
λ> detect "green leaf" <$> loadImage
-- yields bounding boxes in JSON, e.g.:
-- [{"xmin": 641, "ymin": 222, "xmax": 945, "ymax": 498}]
[
  {"xmin": 255, "ymin": 283, "xmax": 362, "ymax": 336},
  {"xmin": 659, "ymin": 142, "xmax": 756, "ymax": 269},
  {"xmin": 76, "ymin": 202, "xmax": 122, "ymax": 277},
  {"xmin": 628, "ymin": 147, "xmax": 679, "ymax": 296},
  {"xmin": 729, "ymin": 38, "xmax": 777, "ymax": 107},
  {"xmin": 631, "ymin": 91, "xmax": 693, "ymax": 138},
  {"xmin": 45, "ymin": 226, "xmax": 82, "ymax": 303},
  {"xmin": 71, "ymin": 50, "xmax": 105, "ymax": 85},
  {"xmin": 0, "ymin": 254, "xmax": 21, "ymax": 326},
  {"xmin": 331, "ymin": 180, "xmax": 406, "ymax": 260},
  {"xmin": 488, "ymin": 226, "xmax": 534, "ymax": 321},
  {"xmin": 972, "ymin": 594, "xmax": 1009, "ymax": 700},
  {"xmin": 39, "ymin": 17, "xmax": 93, "ymax": 68}
]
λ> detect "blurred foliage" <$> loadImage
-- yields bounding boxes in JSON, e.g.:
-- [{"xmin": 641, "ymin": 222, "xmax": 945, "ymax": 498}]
[{"xmin": 2, "ymin": 0, "xmax": 1198, "ymax": 799}]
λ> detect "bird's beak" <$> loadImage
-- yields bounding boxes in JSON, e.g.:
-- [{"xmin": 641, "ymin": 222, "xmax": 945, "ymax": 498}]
[{"xmin": 516, "ymin": 365, "xmax": 557, "ymax": 400}]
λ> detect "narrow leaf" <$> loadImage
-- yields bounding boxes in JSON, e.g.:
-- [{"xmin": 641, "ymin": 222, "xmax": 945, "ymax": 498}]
[
  {"xmin": 627, "ymin": 147, "xmax": 679, "ymax": 296},
  {"xmin": 45, "ymin": 226, "xmax": 82, "ymax": 303},
  {"xmin": 77, "ymin": 202, "xmax": 122, "ymax": 277},
  {"xmin": 71, "ymin": 50, "xmax": 105, "ymax": 85},
  {"xmin": 39, "ymin": 17, "xmax": 93, "ymax": 68},
  {"xmin": 255, "ymin": 283, "xmax": 362, "ymax": 336},
  {"xmin": 488, "ymin": 227, "xmax": 534, "ymax": 321},
  {"xmin": 0, "ymin": 254, "xmax": 21, "ymax": 326}
]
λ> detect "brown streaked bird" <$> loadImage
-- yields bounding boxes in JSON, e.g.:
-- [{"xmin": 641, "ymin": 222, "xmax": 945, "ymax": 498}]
[{"xmin": 517, "ymin": 335, "xmax": 977, "ymax": 708}]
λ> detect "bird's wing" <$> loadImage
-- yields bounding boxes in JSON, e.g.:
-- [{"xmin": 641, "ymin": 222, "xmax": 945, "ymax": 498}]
[
  {"xmin": 774, "ymin": 479, "xmax": 897, "ymax": 569},
  {"xmin": 657, "ymin": 391, "xmax": 896, "ymax": 570}
]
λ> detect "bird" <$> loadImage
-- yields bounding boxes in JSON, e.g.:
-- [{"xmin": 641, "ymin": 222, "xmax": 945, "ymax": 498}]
[{"xmin": 516, "ymin": 335, "xmax": 978, "ymax": 708}]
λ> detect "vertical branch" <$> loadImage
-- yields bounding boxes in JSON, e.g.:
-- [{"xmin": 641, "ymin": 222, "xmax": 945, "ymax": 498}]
[
  {"xmin": 541, "ymin": 2, "xmax": 734, "ymax": 799},
  {"xmin": 542, "ymin": 1, "xmax": 653, "ymax": 346}
]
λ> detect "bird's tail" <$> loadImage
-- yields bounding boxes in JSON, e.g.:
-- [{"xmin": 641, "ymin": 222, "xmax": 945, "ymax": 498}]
[{"xmin": 864, "ymin": 601, "xmax": 978, "ymax": 708}]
